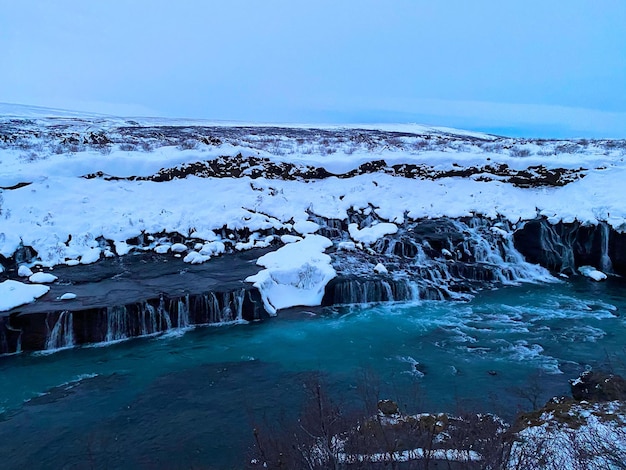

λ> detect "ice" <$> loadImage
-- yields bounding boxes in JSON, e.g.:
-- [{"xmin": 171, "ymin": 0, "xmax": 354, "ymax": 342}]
[
  {"xmin": 578, "ymin": 265, "xmax": 607, "ymax": 281},
  {"xmin": 0, "ymin": 280, "xmax": 50, "ymax": 311}
]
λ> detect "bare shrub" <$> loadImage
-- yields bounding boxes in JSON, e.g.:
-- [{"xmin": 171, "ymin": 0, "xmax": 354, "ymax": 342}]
[
  {"xmin": 119, "ymin": 143, "xmax": 137, "ymax": 151},
  {"xmin": 510, "ymin": 147, "xmax": 532, "ymax": 158},
  {"xmin": 176, "ymin": 138, "xmax": 198, "ymax": 150}
]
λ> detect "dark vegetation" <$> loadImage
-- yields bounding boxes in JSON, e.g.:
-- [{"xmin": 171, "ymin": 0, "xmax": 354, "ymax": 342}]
[{"xmin": 249, "ymin": 371, "xmax": 626, "ymax": 469}]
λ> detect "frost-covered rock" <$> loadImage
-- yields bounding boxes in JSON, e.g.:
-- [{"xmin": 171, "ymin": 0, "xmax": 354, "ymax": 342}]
[
  {"xmin": 154, "ymin": 244, "xmax": 170, "ymax": 254},
  {"xmin": 0, "ymin": 280, "xmax": 50, "ymax": 311},
  {"xmin": 28, "ymin": 272, "xmax": 58, "ymax": 283},
  {"xmin": 18, "ymin": 265, "xmax": 33, "ymax": 277},
  {"xmin": 578, "ymin": 265, "xmax": 607, "ymax": 281},
  {"xmin": 348, "ymin": 222, "xmax": 398, "ymax": 244},
  {"xmin": 246, "ymin": 235, "xmax": 336, "ymax": 314}
]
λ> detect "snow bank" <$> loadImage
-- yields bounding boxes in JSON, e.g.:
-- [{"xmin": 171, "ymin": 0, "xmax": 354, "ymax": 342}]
[
  {"xmin": 0, "ymin": 280, "xmax": 50, "ymax": 311},
  {"xmin": 246, "ymin": 235, "xmax": 336, "ymax": 314}
]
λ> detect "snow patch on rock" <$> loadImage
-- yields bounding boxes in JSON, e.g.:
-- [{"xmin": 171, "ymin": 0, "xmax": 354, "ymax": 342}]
[
  {"xmin": 0, "ymin": 280, "xmax": 50, "ymax": 311},
  {"xmin": 246, "ymin": 235, "xmax": 336, "ymax": 315}
]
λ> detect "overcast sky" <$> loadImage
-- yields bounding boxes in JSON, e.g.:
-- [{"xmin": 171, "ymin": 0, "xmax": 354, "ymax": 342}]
[{"xmin": 1, "ymin": 0, "xmax": 625, "ymax": 137}]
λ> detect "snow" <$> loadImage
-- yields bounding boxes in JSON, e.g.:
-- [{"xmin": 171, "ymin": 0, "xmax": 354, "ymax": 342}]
[
  {"xmin": 578, "ymin": 265, "xmax": 608, "ymax": 281},
  {"xmin": 79, "ymin": 248, "xmax": 101, "ymax": 264},
  {"xmin": 1, "ymin": 115, "xmax": 626, "ymax": 314},
  {"xmin": 348, "ymin": 222, "xmax": 399, "ymax": 244},
  {"xmin": 28, "ymin": 272, "xmax": 58, "ymax": 283},
  {"xmin": 17, "ymin": 265, "xmax": 33, "ymax": 277},
  {"xmin": 170, "ymin": 243, "xmax": 188, "ymax": 253},
  {"xmin": 58, "ymin": 293, "xmax": 77, "ymax": 300},
  {"xmin": 0, "ymin": 280, "xmax": 50, "ymax": 311},
  {"xmin": 374, "ymin": 263, "xmax": 388, "ymax": 274},
  {"xmin": 246, "ymin": 235, "xmax": 336, "ymax": 314}
]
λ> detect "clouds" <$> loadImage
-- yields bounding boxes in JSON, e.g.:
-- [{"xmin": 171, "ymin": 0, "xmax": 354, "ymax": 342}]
[{"xmin": 1, "ymin": 0, "xmax": 625, "ymax": 137}]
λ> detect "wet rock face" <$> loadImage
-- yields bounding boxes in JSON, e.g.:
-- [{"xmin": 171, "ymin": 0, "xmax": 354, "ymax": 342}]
[
  {"xmin": 570, "ymin": 371, "xmax": 626, "ymax": 402},
  {"xmin": 513, "ymin": 218, "xmax": 626, "ymax": 276}
]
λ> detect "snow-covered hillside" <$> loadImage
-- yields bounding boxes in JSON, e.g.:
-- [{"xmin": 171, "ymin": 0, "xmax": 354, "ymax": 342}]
[{"xmin": 1, "ymin": 108, "xmax": 626, "ymax": 312}]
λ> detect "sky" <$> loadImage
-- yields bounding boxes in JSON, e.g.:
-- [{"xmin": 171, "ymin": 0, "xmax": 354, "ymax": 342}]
[{"xmin": 1, "ymin": 0, "xmax": 625, "ymax": 138}]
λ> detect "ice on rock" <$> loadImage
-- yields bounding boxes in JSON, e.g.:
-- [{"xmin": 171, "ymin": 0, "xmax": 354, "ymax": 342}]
[
  {"xmin": 29, "ymin": 272, "xmax": 58, "ymax": 283},
  {"xmin": 0, "ymin": 280, "xmax": 50, "ymax": 311},
  {"xmin": 348, "ymin": 222, "xmax": 398, "ymax": 244},
  {"xmin": 246, "ymin": 235, "xmax": 336, "ymax": 314},
  {"xmin": 154, "ymin": 244, "xmax": 170, "ymax": 254},
  {"xmin": 18, "ymin": 265, "xmax": 34, "ymax": 277},
  {"xmin": 578, "ymin": 266, "xmax": 607, "ymax": 281}
]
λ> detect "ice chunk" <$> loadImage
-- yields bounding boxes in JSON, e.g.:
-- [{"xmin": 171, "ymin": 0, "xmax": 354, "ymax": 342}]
[
  {"xmin": 578, "ymin": 265, "xmax": 607, "ymax": 281},
  {"xmin": 0, "ymin": 280, "xmax": 50, "ymax": 311}
]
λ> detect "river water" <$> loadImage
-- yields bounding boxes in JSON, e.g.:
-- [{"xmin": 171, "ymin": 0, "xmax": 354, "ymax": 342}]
[{"xmin": 1, "ymin": 277, "xmax": 625, "ymax": 469}]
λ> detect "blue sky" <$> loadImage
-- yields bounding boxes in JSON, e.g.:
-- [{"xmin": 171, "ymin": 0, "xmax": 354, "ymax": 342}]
[{"xmin": 1, "ymin": 0, "xmax": 625, "ymax": 137}]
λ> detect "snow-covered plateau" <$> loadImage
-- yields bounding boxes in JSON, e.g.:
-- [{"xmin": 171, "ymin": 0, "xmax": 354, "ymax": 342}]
[{"xmin": 1, "ymin": 107, "xmax": 626, "ymax": 314}]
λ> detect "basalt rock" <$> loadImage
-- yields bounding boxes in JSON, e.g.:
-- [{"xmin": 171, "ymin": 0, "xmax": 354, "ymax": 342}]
[{"xmin": 514, "ymin": 218, "xmax": 626, "ymax": 276}]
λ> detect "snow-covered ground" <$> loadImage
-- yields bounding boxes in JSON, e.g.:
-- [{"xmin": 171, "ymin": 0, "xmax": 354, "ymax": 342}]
[{"xmin": 1, "ymin": 107, "xmax": 625, "ymax": 312}]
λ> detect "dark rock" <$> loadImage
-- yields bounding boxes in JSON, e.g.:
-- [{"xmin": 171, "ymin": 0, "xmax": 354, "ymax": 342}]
[
  {"xmin": 569, "ymin": 370, "xmax": 626, "ymax": 401},
  {"xmin": 377, "ymin": 399, "xmax": 399, "ymax": 416}
]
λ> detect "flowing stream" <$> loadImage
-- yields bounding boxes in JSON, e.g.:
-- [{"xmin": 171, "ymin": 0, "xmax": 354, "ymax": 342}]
[{"xmin": 1, "ymin": 277, "xmax": 625, "ymax": 469}]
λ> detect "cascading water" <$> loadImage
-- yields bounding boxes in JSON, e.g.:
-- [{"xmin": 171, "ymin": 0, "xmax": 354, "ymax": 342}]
[
  {"xmin": 600, "ymin": 222, "xmax": 613, "ymax": 274},
  {"xmin": 45, "ymin": 310, "xmax": 74, "ymax": 350},
  {"xmin": 322, "ymin": 216, "xmax": 555, "ymax": 307}
]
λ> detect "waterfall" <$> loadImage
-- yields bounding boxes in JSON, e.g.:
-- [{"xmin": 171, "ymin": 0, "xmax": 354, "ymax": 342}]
[
  {"xmin": 106, "ymin": 306, "xmax": 128, "ymax": 342},
  {"xmin": 176, "ymin": 295, "xmax": 190, "ymax": 329},
  {"xmin": 46, "ymin": 311, "xmax": 74, "ymax": 350},
  {"xmin": 600, "ymin": 222, "xmax": 613, "ymax": 273}
]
